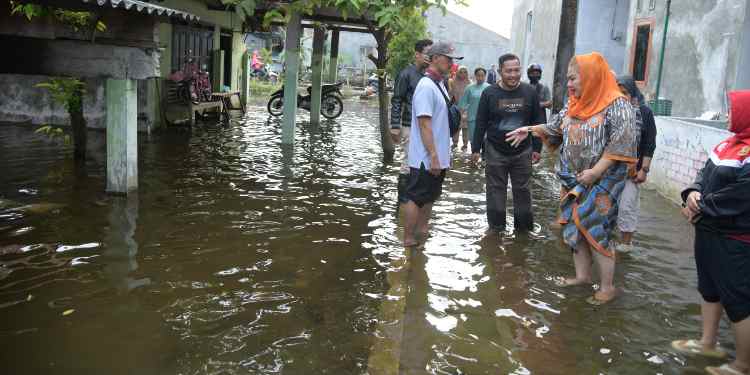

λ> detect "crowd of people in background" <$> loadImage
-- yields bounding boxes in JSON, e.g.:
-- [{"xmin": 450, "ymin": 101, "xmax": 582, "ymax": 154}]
[{"xmin": 391, "ymin": 39, "xmax": 750, "ymax": 375}]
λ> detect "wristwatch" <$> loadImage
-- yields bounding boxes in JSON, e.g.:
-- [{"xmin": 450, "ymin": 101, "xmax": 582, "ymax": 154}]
[{"xmin": 641, "ymin": 166, "xmax": 650, "ymax": 173}]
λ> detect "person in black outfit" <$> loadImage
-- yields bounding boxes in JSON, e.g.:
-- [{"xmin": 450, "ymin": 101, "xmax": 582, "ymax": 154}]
[
  {"xmin": 471, "ymin": 53, "xmax": 544, "ymax": 234},
  {"xmin": 672, "ymin": 90, "xmax": 750, "ymax": 375},
  {"xmin": 391, "ymin": 39, "xmax": 433, "ymax": 204},
  {"xmin": 615, "ymin": 75, "xmax": 657, "ymax": 246}
]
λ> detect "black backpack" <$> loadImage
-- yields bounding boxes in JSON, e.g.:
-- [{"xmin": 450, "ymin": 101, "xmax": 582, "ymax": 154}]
[{"xmin": 431, "ymin": 79, "xmax": 461, "ymax": 136}]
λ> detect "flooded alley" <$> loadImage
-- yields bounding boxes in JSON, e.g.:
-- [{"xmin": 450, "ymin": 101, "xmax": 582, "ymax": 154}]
[{"xmin": 0, "ymin": 101, "xmax": 732, "ymax": 374}]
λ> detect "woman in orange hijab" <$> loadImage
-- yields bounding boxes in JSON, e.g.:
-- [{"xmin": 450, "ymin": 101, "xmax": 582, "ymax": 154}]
[{"xmin": 507, "ymin": 52, "xmax": 638, "ymax": 305}]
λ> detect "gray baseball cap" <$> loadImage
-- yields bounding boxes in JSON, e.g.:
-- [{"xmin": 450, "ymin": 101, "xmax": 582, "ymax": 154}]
[{"xmin": 426, "ymin": 42, "xmax": 463, "ymax": 60}]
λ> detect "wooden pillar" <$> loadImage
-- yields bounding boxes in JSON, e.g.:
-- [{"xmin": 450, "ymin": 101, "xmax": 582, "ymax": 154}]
[
  {"xmin": 310, "ymin": 27, "xmax": 326, "ymax": 124},
  {"xmin": 329, "ymin": 29, "xmax": 340, "ymax": 83},
  {"xmin": 212, "ymin": 25, "xmax": 223, "ymax": 92},
  {"xmin": 282, "ymin": 12, "xmax": 302, "ymax": 144},
  {"xmin": 106, "ymin": 79, "xmax": 138, "ymax": 194},
  {"xmin": 241, "ymin": 49, "xmax": 250, "ymax": 107}
]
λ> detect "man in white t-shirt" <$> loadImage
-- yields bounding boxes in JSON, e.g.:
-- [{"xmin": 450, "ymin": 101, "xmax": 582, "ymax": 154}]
[{"xmin": 401, "ymin": 42, "xmax": 462, "ymax": 247}]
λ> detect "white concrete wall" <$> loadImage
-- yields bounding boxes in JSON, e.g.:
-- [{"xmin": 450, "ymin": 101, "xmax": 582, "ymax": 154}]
[
  {"xmin": 0, "ymin": 74, "xmax": 152, "ymax": 132},
  {"xmin": 575, "ymin": 0, "xmax": 630, "ymax": 73},
  {"xmin": 510, "ymin": 0, "xmax": 562, "ymax": 98},
  {"xmin": 647, "ymin": 117, "xmax": 730, "ymax": 204},
  {"xmin": 623, "ymin": 0, "xmax": 747, "ymax": 117}
]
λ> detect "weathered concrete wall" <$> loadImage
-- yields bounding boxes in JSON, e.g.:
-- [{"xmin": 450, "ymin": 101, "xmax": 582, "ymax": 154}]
[
  {"xmin": 425, "ymin": 8, "xmax": 509, "ymax": 71},
  {"xmin": 647, "ymin": 117, "xmax": 730, "ymax": 204},
  {"xmin": 0, "ymin": 74, "xmax": 153, "ymax": 132},
  {"xmin": 510, "ymin": 0, "xmax": 562, "ymax": 100},
  {"xmin": 575, "ymin": 0, "xmax": 630, "ymax": 73},
  {"xmin": 624, "ymin": 0, "xmax": 747, "ymax": 117}
]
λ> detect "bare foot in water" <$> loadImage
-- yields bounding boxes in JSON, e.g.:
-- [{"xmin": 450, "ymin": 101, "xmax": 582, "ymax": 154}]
[
  {"xmin": 555, "ymin": 277, "xmax": 592, "ymax": 287},
  {"xmin": 403, "ymin": 238, "xmax": 419, "ymax": 247},
  {"xmin": 587, "ymin": 289, "xmax": 619, "ymax": 305}
]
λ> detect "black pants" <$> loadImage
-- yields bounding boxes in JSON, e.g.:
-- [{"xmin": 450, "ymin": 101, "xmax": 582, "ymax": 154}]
[
  {"xmin": 695, "ymin": 228, "xmax": 750, "ymax": 323},
  {"xmin": 485, "ymin": 148, "xmax": 533, "ymax": 232}
]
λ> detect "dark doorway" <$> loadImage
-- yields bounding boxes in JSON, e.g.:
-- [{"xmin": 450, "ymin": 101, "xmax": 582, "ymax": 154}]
[
  {"xmin": 172, "ymin": 24, "xmax": 214, "ymax": 75},
  {"xmin": 220, "ymin": 33, "xmax": 232, "ymax": 89}
]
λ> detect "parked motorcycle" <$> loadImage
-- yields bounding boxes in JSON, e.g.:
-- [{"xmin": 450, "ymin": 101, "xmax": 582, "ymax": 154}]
[{"xmin": 267, "ymin": 82, "xmax": 344, "ymax": 119}]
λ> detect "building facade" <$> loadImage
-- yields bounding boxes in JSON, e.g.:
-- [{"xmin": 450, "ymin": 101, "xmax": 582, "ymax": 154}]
[
  {"xmin": 510, "ymin": 0, "xmax": 750, "ymax": 118},
  {"xmin": 624, "ymin": 0, "xmax": 750, "ymax": 117}
]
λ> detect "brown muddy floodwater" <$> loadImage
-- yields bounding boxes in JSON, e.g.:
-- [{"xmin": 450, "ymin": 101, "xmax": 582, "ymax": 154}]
[{"xmin": 0, "ymin": 100, "xmax": 735, "ymax": 374}]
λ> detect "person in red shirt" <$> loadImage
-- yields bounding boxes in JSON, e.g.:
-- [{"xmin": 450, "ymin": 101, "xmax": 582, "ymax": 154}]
[{"xmin": 673, "ymin": 91, "xmax": 750, "ymax": 375}]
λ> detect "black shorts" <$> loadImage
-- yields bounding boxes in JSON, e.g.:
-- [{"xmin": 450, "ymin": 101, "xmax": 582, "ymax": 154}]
[
  {"xmin": 695, "ymin": 229, "xmax": 750, "ymax": 323},
  {"xmin": 401, "ymin": 163, "xmax": 446, "ymax": 207}
]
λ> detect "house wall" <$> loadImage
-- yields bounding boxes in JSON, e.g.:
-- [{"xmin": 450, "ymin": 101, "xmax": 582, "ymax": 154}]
[
  {"xmin": 575, "ymin": 0, "xmax": 630, "ymax": 73},
  {"xmin": 623, "ymin": 0, "xmax": 748, "ymax": 117},
  {"xmin": 510, "ymin": 0, "xmax": 562, "ymax": 99},
  {"xmin": 647, "ymin": 117, "xmax": 729, "ymax": 204}
]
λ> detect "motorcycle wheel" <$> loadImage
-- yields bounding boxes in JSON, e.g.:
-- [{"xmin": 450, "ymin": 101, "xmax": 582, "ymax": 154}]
[
  {"xmin": 321, "ymin": 95, "xmax": 343, "ymax": 119},
  {"xmin": 267, "ymin": 96, "xmax": 284, "ymax": 116}
]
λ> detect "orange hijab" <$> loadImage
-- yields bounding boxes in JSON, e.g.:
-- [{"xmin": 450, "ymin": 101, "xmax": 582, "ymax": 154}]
[{"xmin": 567, "ymin": 52, "xmax": 624, "ymax": 120}]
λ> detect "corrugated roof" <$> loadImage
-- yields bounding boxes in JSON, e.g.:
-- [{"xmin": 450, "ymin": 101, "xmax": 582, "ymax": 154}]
[{"xmin": 81, "ymin": 0, "xmax": 200, "ymax": 22}]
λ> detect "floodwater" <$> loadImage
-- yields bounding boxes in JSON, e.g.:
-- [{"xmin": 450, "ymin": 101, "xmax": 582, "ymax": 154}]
[{"xmin": 0, "ymin": 101, "xmax": 734, "ymax": 374}]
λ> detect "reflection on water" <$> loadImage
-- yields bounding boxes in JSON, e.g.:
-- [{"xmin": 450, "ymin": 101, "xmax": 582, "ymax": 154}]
[{"xmin": 0, "ymin": 101, "xmax": 734, "ymax": 374}]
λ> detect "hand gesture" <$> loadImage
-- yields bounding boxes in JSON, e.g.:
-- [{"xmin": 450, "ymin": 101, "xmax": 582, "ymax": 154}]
[
  {"xmin": 506, "ymin": 127, "xmax": 530, "ymax": 148},
  {"xmin": 633, "ymin": 169, "xmax": 647, "ymax": 184},
  {"xmin": 429, "ymin": 155, "xmax": 442, "ymax": 176},
  {"xmin": 576, "ymin": 169, "xmax": 600, "ymax": 186},
  {"xmin": 686, "ymin": 191, "xmax": 702, "ymax": 214},
  {"xmin": 390, "ymin": 129, "xmax": 401, "ymax": 144},
  {"xmin": 471, "ymin": 152, "xmax": 481, "ymax": 167}
]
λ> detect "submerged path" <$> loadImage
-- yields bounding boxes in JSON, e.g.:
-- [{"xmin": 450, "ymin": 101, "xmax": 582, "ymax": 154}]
[{"xmin": 0, "ymin": 101, "xmax": 731, "ymax": 374}]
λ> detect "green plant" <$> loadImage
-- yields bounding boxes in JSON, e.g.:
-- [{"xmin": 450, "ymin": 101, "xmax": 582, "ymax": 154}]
[
  {"xmin": 259, "ymin": 47, "xmax": 273, "ymax": 66},
  {"xmin": 35, "ymin": 78, "xmax": 88, "ymax": 161},
  {"xmin": 34, "ymin": 125, "xmax": 71, "ymax": 145},
  {"xmin": 386, "ymin": 9, "xmax": 427, "ymax": 79},
  {"xmin": 35, "ymin": 78, "xmax": 85, "ymax": 114},
  {"xmin": 9, "ymin": 1, "xmax": 106, "ymax": 32}
]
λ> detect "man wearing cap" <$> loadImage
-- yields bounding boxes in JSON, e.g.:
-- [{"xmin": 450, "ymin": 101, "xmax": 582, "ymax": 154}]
[
  {"xmin": 401, "ymin": 42, "xmax": 462, "ymax": 247},
  {"xmin": 471, "ymin": 53, "xmax": 544, "ymax": 235},
  {"xmin": 391, "ymin": 39, "xmax": 433, "ymax": 206}
]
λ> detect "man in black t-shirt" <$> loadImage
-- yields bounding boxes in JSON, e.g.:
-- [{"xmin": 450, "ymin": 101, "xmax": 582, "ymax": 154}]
[{"xmin": 471, "ymin": 53, "xmax": 544, "ymax": 234}]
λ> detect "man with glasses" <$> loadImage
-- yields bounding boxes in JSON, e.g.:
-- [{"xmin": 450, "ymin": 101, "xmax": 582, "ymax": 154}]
[{"xmin": 401, "ymin": 42, "xmax": 462, "ymax": 247}]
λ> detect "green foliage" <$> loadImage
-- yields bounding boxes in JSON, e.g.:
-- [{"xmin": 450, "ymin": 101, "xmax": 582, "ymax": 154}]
[
  {"xmin": 249, "ymin": 80, "xmax": 281, "ymax": 96},
  {"xmin": 9, "ymin": 1, "xmax": 106, "ymax": 32},
  {"xmin": 34, "ymin": 125, "xmax": 71, "ymax": 145},
  {"xmin": 259, "ymin": 47, "xmax": 273, "ymax": 66},
  {"xmin": 35, "ymin": 78, "xmax": 85, "ymax": 114},
  {"xmin": 386, "ymin": 9, "xmax": 427, "ymax": 79}
]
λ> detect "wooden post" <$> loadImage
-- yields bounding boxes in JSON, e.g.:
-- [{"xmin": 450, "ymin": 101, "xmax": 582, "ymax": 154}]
[
  {"xmin": 105, "ymin": 79, "xmax": 138, "ymax": 194},
  {"xmin": 282, "ymin": 12, "xmax": 302, "ymax": 144},
  {"xmin": 310, "ymin": 27, "xmax": 326, "ymax": 124},
  {"xmin": 329, "ymin": 29, "xmax": 340, "ymax": 83}
]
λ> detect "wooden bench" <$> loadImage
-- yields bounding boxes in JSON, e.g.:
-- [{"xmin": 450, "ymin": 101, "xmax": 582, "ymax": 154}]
[
  {"xmin": 210, "ymin": 91, "xmax": 245, "ymax": 114},
  {"xmin": 163, "ymin": 81, "xmax": 224, "ymax": 125}
]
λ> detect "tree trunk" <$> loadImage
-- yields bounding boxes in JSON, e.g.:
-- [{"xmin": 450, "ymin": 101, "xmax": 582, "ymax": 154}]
[
  {"xmin": 70, "ymin": 85, "xmax": 87, "ymax": 162},
  {"xmin": 552, "ymin": 0, "xmax": 579, "ymax": 114},
  {"xmin": 377, "ymin": 75, "xmax": 394, "ymax": 161},
  {"xmin": 371, "ymin": 30, "xmax": 395, "ymax": 161}
]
